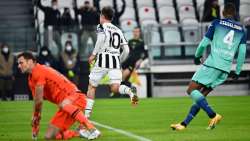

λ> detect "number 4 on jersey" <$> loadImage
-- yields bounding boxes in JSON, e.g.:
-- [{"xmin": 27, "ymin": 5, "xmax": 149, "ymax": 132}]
[{"xmin": 223, "ymin": 30, "xmax": 234, "ymax": 47}]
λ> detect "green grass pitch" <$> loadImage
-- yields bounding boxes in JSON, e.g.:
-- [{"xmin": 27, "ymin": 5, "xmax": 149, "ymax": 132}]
[{"xmin": 0, "ymin": 96, "xmax": 250, "ymax": 141}]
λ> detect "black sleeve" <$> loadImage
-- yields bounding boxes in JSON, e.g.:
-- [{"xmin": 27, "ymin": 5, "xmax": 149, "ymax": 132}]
[
  {"xmin": 37, "ymin": 0, "xmax": 46, "ymax": 12},
  {"xmin": 73, "ymin": 0, "xmax": 79, "ymax": 15},
  {"xmin": 140, "ymin": 41, "xmax": 148, "ymax": 60},
  {"xmin": 116, "ymin": 0, "xmax": 126, "ymax": 18}
]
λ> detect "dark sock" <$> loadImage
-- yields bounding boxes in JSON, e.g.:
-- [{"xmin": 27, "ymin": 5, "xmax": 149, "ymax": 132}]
[
  {"xmin": 182, "ymin": 104, "xmax": 200, "ymax": 126},
  {"xmin": 121, "ymin": 81, "xmax": 132, "ymax": 87},
  {"xmin": 190, "ymin": 90, "xmax": 216, "ymax": 118}
]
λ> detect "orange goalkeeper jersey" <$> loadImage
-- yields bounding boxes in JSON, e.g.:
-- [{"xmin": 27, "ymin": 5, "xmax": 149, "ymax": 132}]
[{"xmin": 28, "ymin": 63, "xmax": 80, "ymax": 104}]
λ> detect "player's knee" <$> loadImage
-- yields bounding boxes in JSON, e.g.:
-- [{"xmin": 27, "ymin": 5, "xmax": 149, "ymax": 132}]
[
  {"xmin": 186, "ymin": 88, "xmax": 193, "ymax": 95},
  {"xmin": 87, "ymin": 85, "xmax": 96, "ymax": 97}
]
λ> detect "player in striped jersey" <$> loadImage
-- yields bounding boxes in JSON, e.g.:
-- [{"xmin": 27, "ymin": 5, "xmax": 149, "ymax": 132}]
[{"xmin": 84, "ymin": 6, "xmax": 138, "ymax": 118}]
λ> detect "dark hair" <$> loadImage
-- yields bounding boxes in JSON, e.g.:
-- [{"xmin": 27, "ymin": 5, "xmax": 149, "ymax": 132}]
[
  {"xmin": 84, "ymin": 1, "xmax": 90, "ymax": 5},
  {"xmin": 52, "ymin": 0, "xmax": 57, "ymax": 2},
  {"xmin": 17, "ymin": 52, "xmax": 37, "ymax": 62},
  {"xmin": 101, "ymin": 6, "xmax": 114, "ymax": 21},
  {"xmin": 223, "ymin": 3, "xmax": 236, "ymax": 17}
]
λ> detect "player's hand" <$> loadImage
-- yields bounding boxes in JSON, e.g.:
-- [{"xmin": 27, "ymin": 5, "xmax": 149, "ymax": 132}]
[
  {"xmin": 88, "ymin": 55, "xmax": 96, "ymax": 64},
  {"xmin": 194, "ymin": 56, "xmax": 202, "ymax": 65},
  {"xmin": 31, "ymin": 112, "xmax": 41, "ymax": 139},
  {"xmin": 230, "ymin": 71, "xmax": 239, "ymax": 80},
  {"xmin": 32, "ymin": 125, "xmax": 39, "ymax": 140}
]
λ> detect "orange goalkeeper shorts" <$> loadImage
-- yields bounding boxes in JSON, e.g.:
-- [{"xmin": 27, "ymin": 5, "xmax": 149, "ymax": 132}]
[{"xmin": 50, "ymin": 93, "xmax": 86, "ymax": 131}]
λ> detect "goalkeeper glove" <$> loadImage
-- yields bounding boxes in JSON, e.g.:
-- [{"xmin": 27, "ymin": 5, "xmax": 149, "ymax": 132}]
[
  {"xmin": 31, "ymin": 112, "xmax": 41, "ymax": 139},
  {"xmin": 32, "ymin": 126, "xmax": 39, "ymax": 140}
]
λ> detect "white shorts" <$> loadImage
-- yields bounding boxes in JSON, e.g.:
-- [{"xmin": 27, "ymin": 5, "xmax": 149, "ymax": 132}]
[{"xmin": 89, "ymin": 67, "xmax": 122, "ymax": 87}]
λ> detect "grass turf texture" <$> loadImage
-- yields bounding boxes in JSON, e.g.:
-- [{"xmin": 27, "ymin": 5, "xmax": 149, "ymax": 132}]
[{"xmin": 0, "ymin": 96, "xmax": 250, "ymax": 141}]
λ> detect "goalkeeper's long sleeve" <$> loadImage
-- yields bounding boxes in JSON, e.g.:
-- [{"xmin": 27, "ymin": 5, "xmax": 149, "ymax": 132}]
[
  {"xmin": 236, "ymin": 44, "xmax": 246, "ymax": 75},
  {"xmin": 195, "ymin": 37, "xmax": 211, "ymax": 58}
]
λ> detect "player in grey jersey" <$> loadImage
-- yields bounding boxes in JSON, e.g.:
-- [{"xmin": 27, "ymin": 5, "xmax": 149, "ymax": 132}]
[{"xmin": 84, "ymin": 6, "xmax": 139, "ymax": 118}]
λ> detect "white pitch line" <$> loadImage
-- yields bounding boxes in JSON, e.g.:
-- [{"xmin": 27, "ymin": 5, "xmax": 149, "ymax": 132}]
[{"xmin": 92, "ymin": 121, "xmax": 152, "ymax": 141}]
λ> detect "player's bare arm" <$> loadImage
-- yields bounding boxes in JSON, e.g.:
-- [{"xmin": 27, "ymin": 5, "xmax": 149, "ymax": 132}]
[{"xmin": 32, "ymin": 85, "xmax": 44, "ymax": 139}]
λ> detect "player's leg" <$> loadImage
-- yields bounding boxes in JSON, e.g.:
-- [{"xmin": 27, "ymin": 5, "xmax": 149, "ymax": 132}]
[
  {"xmin": 85, "ymin": 67, "xmax": 106, "ymax": 118},
  {"xmin": 179, "ymin": 86, "xmax": 213, "ymax": 128},
  {"xmin": 171, "ymin": 81, "xmax": 204, "ymax": 130},
  {"xmin": 122, "ymin": 68, "xmax": 131, "ymax": 81},
  {"xmin": 60, "ymin": 98, "xmax": 95, "ymax": 130},
  {"xmin": 71, "ymin": 94, "xmax": 101, "ymax": 139},
  {"xmin": 46, "ymin": 111, "xmax": 79, "ymax": 140},
  {"xmin": 189, "ymin": 84, "xmax": 217, "ymax": 120},
  {"xmin": 206, "ymin": 72, "xmax": 228, "ymax": 129},
  {"xmin": 44, "ymin": 123, "xmax": 60, "ymax": 139},
  {"xmin": 121, "ymin": 61, "xmax": 134, "ymax": 88},
  {"xmin": 109, "ymin": 69, "xmax": 138, "ymax": 105},
  {"xmin": 188, "ymin": 66, "xmax": 224, "ymax": 125},
  {"xmin": 171, "ymin": 65, "xmax": 217, "ymax": 131},
  {"xmin": 121, "ymin": 68, "xmax": 138, "ymax": 96},
  {"xmin": 46, "ymin": 125, "xmax": 79, "ymax": 140},
  {"xmin": 59, "ymin": 96, "xmax": 101, "ymax": 139}
]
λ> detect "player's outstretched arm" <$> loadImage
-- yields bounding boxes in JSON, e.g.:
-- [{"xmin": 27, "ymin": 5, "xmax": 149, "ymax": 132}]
[
  {"xmin": 195, "ymin": 37, "xmax": 210, "ymax": 58},
  {"xmin": 31, "ymin": 85, "xmax": 44, "ymax": 140},
  {"xmin": 194, "ymin": 37, "xmax": 211, "ymax": 65}
]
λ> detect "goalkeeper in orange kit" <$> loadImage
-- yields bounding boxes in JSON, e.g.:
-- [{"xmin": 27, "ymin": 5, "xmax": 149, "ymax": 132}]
[{"xmin": 17, "ymin": 52, "xmax": 101, "ymax": 140}]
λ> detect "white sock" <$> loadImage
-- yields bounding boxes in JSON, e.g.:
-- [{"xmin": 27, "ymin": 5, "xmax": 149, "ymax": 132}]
[
  {"xmin": 85, "ymin": 98, "xmax": 95, "ymax": 118},
  {"xmin": 119, "ymin": 85, "xmax": 133, "ymax": 97}
]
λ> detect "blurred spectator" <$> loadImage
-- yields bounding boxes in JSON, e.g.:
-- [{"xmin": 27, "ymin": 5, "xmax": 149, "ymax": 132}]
[
  {"xmin": 95, "ymin": 0, "xmax": 126, "ymax": 25},
  {"xmin": 0, "ymin": 44, "xmax": 14, "ymax": 101},
  {"xmin": 59, "ymin": 41, "xmax": 80, "ymax": 85},
  {"xmin": 202, "ymin": 0, "xmax": 220, "ymax": 22},
  {"xmin": 73, "ymin": 0, "xmax": 99, "ymax": 61},
  {"xmin": 113, "ymin": 0, "xmax": 126, "ymax": 25},
  {"xmin": 60, "ymin": 7, "xmax": 76, "ymax": 31},
  {"xmin": 224, "ymin": 0, "xmax": 239, "ymax": 20},
  {"xmin": 36, "ymin": 0, "xmax": 62, "ymax": 53},
  {"xmin": 37, "ymin": 46, "xmax": 58, "ymax": 69},
  {"xmin": 121, "ymin": 27, "xmax": 148, "ymax": 87}
]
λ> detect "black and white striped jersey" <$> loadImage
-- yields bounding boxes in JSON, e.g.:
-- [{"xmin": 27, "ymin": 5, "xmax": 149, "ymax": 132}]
[{"xmin": 93, "ymin": 22, "xmax": 128, "ymax": 69}]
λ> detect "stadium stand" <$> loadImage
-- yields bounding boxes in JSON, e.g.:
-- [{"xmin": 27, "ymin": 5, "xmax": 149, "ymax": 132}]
[
  {"xmin": 240, "ymin": 4, "xmax": 250, "ymax": 23},
  {"xmin": 138, "ymin": 6, "xmax": 156, "ymax": 22},
  {"xmin": 120, "ymin": 19, "xmax": 138, "ymax": 32},
  {"xmin": 1, "ymin": 0, "xmax": 249, "ymax": 98},
  {"xmin": 99, "ymin": 0, "xmax": 113, "ymax": 9},
  {"xmin": 136, "ymin": 0, "xmax": 154, "ymax": 8},
  {"xmin": 120, "ymin": 7, "xmax": 136, "ymax": 21},
  {"xmin": 156, "ymin": 0, "xmax": 173, "ymax": 7},
  {"xmin": 117, "ymin": 0, "xmax": 134, "ymax": 8},
  {"xmin": 162, "ymin": 28, "xmax": 182, "ymax": 56},
  {"xmin": 0, "ymin": 0, "xmax": 35, "ymax": 52},
  {"xmin": 176, "ymin": 0, "xmax": 194, "ymax": 7},
  {"xmin": 241, "ymin": 0, "xmax": 250, "ymax": 4},
  {"xmin": 158, "ymin": 6, "xmax": 176, "ymax": 23}
]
